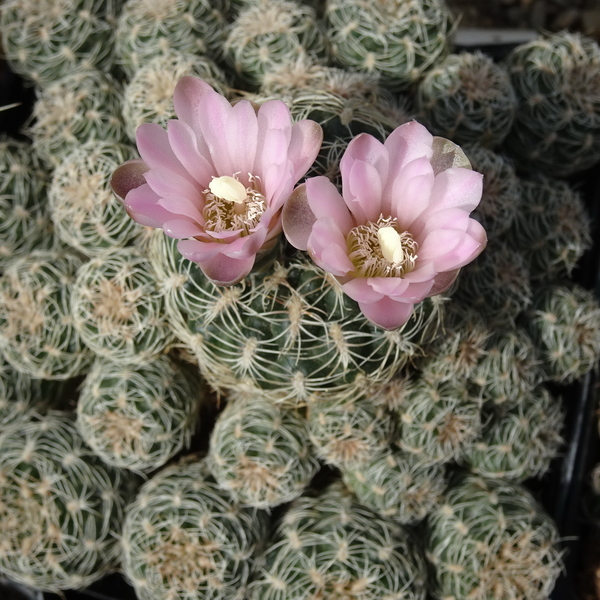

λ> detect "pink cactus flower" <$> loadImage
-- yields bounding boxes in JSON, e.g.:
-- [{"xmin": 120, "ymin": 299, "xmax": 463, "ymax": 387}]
[
  {"xmin": 110, "ymin": 76, "xmax": 323, "ymax": 286},
  {"xmin": 282, "ymin": 121, "xmax": 487, "ymax": 330}
]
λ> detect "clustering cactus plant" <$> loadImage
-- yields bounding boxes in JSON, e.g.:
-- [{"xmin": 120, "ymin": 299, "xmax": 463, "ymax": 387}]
[
  {"xmin": 122, "ymin": 51, "xmax": 231, "ymax": 141},
  {"xmin": 77, "ymin": 356, "xmax": 203, "ymax": 472},
  {"xmin": 226, "ymin": 0, "xmax": 328, "ymax": 87},
  {"xmin": 115, "ymin": 0, "xmax": 229, "ymax": 79},
  {"xmin": 209, "ymin": 389, "xmax": 319, "ymax": 508},
  {"xmin": 342, "ymin": 448, "xmax": 447, "ymax": 524},
  {"xmin": 0, "ymin": 412, "xmax": 137, "ymax": 591},
  {"xmin": 72, "ymin": 247, "xmax": 175, "ymax": 364},
  {"xmin": 122, "ymin": 457, "xmax": 267, "ymax": 600},
  {"xmin": 464, "ymin": 386, "xmax": 564, "ymax": 480},
  {"xmin": 508, "ymin": 177, "xmax": 592, "ymax": 283},
  {"xmin": 417, "ymin": 52, "xmax": 517, "ymax": 148},
  {"xmin": 29, "ymin": 70, "xmax": 125, "ymax": 168},
  {"xmin": 426, "ymin": 474, "xmax": 563, "ymax": 600},
  {"xmin": 325, "ymin": 0, "xmax": 452, "ymax": 90},
  {"xmin": 48, "ymin": 141, "xmax": 144, "ymax": 256},
  {"xmin": 0, "ymin": 0, "xmax": 119, "ymax": 86},
  {"xmin": 470, "ymin": 329, "xmax": 543, "ymax": 409},
  {"xmin": 0, "ymin": 137, "xmax": 54, "ymax": 269},
  {"xmin": 525, "ymin": 283, "xmax": 600, "ymax": 383},
  {"xmin": 307, "ymin": 390, "xmax": 396, "ymax": 469},
  {"xmin": 149, "ymin": 233, "xmax": 443, "ymax": 405},
  {"xmin": 505, "ymin": 31, "xmax": 600, "ymax": 176},
  {"xmin": 249, "ymin": 482, "xmax": 428, "ymax": 600},
  {"xmin": 0, "ymin": 251, "xmax": 93, "ymax": 379},
  {"xmin": 394, "ymin": 378, "xmax": 482, "ymax": 465}
]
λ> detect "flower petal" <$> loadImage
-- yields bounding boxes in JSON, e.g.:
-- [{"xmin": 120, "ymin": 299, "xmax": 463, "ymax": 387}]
[
  {"xmin": 167, "ymin": 119, "xmax": 215, "ymax": 187},
  {"xmin": 110, "ymin": 159, "xmax": 149, "ymax": 202},
  {"xmin": 342, "ymin": 159, "xmax": 383, "ymax": 223},
  {"xmin": 163, "ymin": 219, "xmax": 205, "ymax": 238},
  {"xmin": 305, "ymin": 176, "xmax": 354, "ymax": 233},
  {"xmin": 197, "ymin": 89, "xmax": 235, "ymax": 176},
  {"xmin": 342, "ymin": 278, "xmax": 384, "ymax": 303},
  {"xmin": 288, "ymin": 120, "xmax": 324, "ymax": 181},
  {"xmin": 144, "ymin": 166, "xmax": 202, "ymax": 201},
  {"xmin": 124, "ymin": 183, "xmax": 176, "ymax": 228},
  {"xmin": 173, "ymin": 76, "xmax": 219, "ymax": 132},
  {"xmin": 308, "ymin": 217, "xmax": 354, "ymax": 277},
  {"xmin": 428, "ymin": 269, "xmax": 460, "ymax": 296},
  {"xmin": 226, "ymin": 100, "xmax": 258, "ymax": 185},
  {"xmin": 282, "ymin": 183, "xmax": 317, "ymax": 251},
  {"xmin": 384, "ymin": 121, "xmax": 433, "ymax": 186},
  {"xmin": 136, "ymin": 123, "xmax": 195, "ymax": 184},
  {"xmin": 358, "ymin": 296, "xmax": 416, "ymax": 330},
  {"xmin": 199, "ymin": 253, "xmax": 256, "ymax": 286}
]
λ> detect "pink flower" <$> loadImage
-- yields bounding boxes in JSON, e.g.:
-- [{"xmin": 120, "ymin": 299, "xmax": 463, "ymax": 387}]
[
  {"xmin": 110, "ymin": 76, "xmax": 323, "ymax": 285},
  {"xmin": 282, "ymin": 121, "xmax": 487, "ymax": 330}
]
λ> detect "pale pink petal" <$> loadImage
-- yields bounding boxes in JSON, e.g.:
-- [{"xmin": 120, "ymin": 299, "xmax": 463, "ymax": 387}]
[
  {"xmin": 305, "ymin": 177, "xmax": 354, "ymax": 234},
  {"xmin": 307, "ymin": 217, "xmax": 353, "ymax": 277},
  {"xmin": 397, "ymin": 279, "xmax": 435, "ymax": 302},
  {"xmin": 136, "ymin": 124, "xmax": 195, "ymax": 184},
  {"xmin": 411, "ymin": 168, "xmax": 483, "ymax": 233},
  {"xmin": 367, "ymin": 277, "xmax": 409, "ymax": 297},
  {"xmin": 288, "ymin": 120, "xmax": 324, "ymax": 181},
  {"xmin": 197, "ymin": 89, "xmax": 235, "ymax": 176},
  {"xmin": 255, "ymin": 100, "xmax": 293, "ymax": 192},
  {"xmin": 173, "ymin": 76, "xmax": 219, "ymax": 132},
  {"xmin": 392, "ymin": 171, "xmax": 435, "ymax": 231},
  {"xmin": 163, "ymin": 219, "xmax": 205, "ymax": 238},
  {"xmin": 359, "ymin": 296, "xmax": 416, "ymax": 330},
  {"xmin": 418, "ymin": 229, "xmax": 467, "ymax": 262},
  {"xmin": 166, "ymin": 119, "xmax": 215, "ymax": 187},
  {"xmin": 413, "ymin": 207, "xmax": 470, "ymax": 242},
  {"xmin": 383, "ymin": 121, "xmax": 433, "ymax": 195},
  {"xmin": 343, "ymin": 159, "xmax": 383, "ymax": 223},
  {"xmin": 402, "ymin": 262, "xmax": 436, "ymax": 282},
  {"xmin": 267, "ymin": 162, "xmax": 296, "ymax": 212},
  {"xmin": 385, "ymin": 156, "xmax": 434, "ymax": 224},
  {"xmin": 341, "ymin": 133, "xmax": 389, "ymax": 193},
  {"xmin": 157, "ymin": 196, "xmax": 205, "ymax": 224},
  {"xmin": 221, "ymin": 226, "xmax": 269, "ymax": 259},
  {"xmin": 111, "ymin": 159, "xmax": 149, "ymax": 202},
  {"xmin": 144, "ymin": 166, "xmax": 202, "ymax": 201},
  {"xmin": 177, "ymin": 238, "xmax": 224, "ymax": 262},
  {"xmin": 225, "ymin": 100, "xmax": 258, "ymax": 185},
  {"xmin": 199, "ymin": 254, "xmax": 256, "ymax": 286},
  {"xmin": 342, "ymin": 278, "xmax": 384, "ymax": 303},
  {"xmin": 124, "ymin": 183, "xmax": 175, "ymax": 228},
  {"xmin": 428, "ymin": 269, "xmax": 460, "ymax": 296},
  {"xmin": 282, "ymin": 184, "xmax": 317, "ymax": 251}
]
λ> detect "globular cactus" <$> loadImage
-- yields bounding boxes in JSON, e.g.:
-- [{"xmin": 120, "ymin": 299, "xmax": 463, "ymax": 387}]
[
  {"xmin": 504, "ymin": 31, "xmax": 600, "ymax": 177},
  {"xmin": 208, "ymin": 390, "xmax": 319, "ymax": 508},
  {"xmin": 417, "ymin": 52, "xmax": 517, "ymax": 148},
  {"xmin": 507, "ymin": 177, "xmax": 592, "ymax": 283},
  {"xmin": 394, "ymin": 377, "xmax": 482, "ymax": 465},
  {"xmin": 0, "ymin": 137, "xmax": 54, "ymax": 269},
  {"xmin": 0, "ymin": 251, "xmax": 93, "ymax": 379},
  {"xmin": 122, "ymin": 456, "xmax": 267, "ymax": 600},
  {"xmin": 419, "ymin": 305, "xmax": 491, "ymax": 385},
  {"xmin": 453, "ymin": 239, "xmax": 532, "ymax": 325},
  {"xmin": 48, "ymin": 141, "xmax": 144, "ymax": 256},
  {"xmin": 0, "ymin": 412, "xmax": 138, "ymax": 591},
  {"xmin": 122, "ymin": 51, "xmax": 231, "ymax": 141},
  {"xmin": 307, "ymin": 391, "xmax": 396, "ymax": 469},
  {"xmin": 76, "ymin": 356, "xmax": 203, "ymax": 472},
  {"xmin": 464, "ymin": 386, "xmax": 564, "ymax": 481},
  {"xmin": 325, "ymin": 0, "xmax": 452, "ymax": 91},
  {"xmin": 470, "ymin": 328, "xmax": 544, "ymax": 409},
  {"xmin": 342, "ymin": 448, "xmax": 447, "ymax": 524},
  {"xmin": 72, "ymin": 247, "xmax": 175, "ymax": 365},
  {"xmin": 249, "ymin": 482, "xmax": 428, "ymax": 600},
  {"xmin": 0, "ymin": 0, "xmax": 119, "ymax": 87},
  {"xmin": 426, "ymin": 474, "xmax": 563, "ymax": 600},
  {"xmin": 115, "ymin": 0, "xmax": 230, "ymax": 79},
  {"xmin": 463, "ymin": 144, "xmax": 521, "ymax": 241},
  {"xmin": 225, "ymin": 0, "xmax": 328, "ymax": 87},
  {"xmin": 525, "ymin": 283, "xmax": 600, "ymax": 383},
  {"xmin": 29, "ymin": 70, "xmax": 125, "ymax": 168},
  {"xmin": 149, "ymin": 233, "xmax": 443, "ymax": 405}
]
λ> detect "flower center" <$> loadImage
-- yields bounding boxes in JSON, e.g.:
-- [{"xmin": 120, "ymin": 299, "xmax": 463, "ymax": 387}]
[
  {"xmin": 346, "ymin": 215, "xmax": 418, "ymax": 278},
  {"xmin": 203, "ymin": 174, "xmax": 267, "ymax": 236}
]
